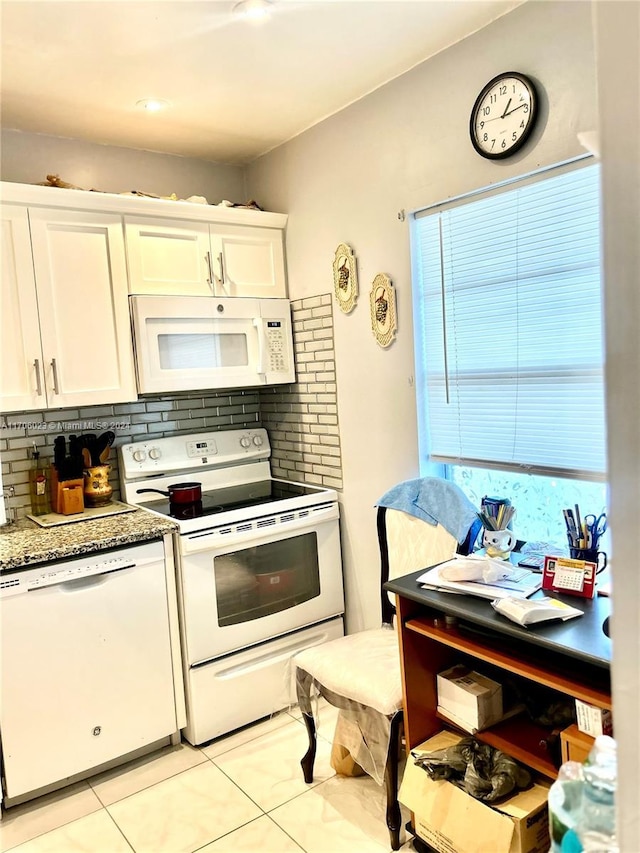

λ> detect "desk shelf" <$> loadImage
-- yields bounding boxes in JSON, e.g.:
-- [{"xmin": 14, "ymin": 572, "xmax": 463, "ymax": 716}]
[
  {"xmin": 405, "ymin": 617, "xmax": 611, "ymax": 709},
  {"xmin": 397, "ymin": 606, "xmax": 611, "ymax": 779}
]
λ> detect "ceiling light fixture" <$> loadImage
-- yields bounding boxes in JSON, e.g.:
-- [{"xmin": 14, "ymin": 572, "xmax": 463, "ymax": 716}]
[
  {"xmin": 136, "ymin": 99, "xmax": 170, "ymax": 112},
  {"xmin": 232, "ymin": 0, "xmax": 273, "ymax": 22}
]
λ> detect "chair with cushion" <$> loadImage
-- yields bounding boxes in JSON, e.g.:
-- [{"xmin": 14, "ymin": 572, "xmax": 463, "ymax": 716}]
[{"xmin": 292, "ymin": 477, "xmax": 480, "ymax": 850}]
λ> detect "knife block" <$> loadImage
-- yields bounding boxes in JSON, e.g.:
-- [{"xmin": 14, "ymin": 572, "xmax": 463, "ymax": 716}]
[
  {"xmin": 50, "ymin": 466, "xmax": 84, "ymax": 514},
  {"xmin": 59, "ymin": 484, "xmax": 85, "ymax": 515}
]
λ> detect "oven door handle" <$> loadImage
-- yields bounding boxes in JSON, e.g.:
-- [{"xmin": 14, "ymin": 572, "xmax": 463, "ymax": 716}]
[{"xmin": 181, "ymin": 503, "xmax": 339, "ymax": 554}]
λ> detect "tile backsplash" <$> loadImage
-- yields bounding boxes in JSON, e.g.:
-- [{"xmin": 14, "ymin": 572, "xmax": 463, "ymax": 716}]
[
  {"xmin": 1, "ymin": 294, "xmax": 343, "ymax": 520},
  {"xmin": 262, "ymin": 294, "xmax": 342, "ymax": 490}
]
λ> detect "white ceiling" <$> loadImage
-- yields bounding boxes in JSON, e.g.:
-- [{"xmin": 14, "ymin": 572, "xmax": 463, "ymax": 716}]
[{"xmin": 1, "ymin": 0, "xmax": 523, "ymax": 166}]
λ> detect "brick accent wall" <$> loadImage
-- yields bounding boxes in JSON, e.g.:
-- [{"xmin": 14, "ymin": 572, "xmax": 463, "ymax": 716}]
[{"xmin": 259, "ymin": 295, "xmax": 343, "ymax": 489}]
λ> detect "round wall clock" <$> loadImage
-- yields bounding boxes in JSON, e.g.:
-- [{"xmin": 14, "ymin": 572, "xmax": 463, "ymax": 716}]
[{"xmin": 470, "ymin": 72, "xmax": 538, "ymax": 159}]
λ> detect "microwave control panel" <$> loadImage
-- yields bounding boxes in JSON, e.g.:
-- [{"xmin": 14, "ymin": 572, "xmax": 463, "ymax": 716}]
[{"xmin": 266, "ymin": 321, "xmax": 289, "ymax": 372}]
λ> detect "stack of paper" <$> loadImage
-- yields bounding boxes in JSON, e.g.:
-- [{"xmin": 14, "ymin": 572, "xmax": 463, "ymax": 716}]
[{"xmin": 417, "ymin": 558, "xmax": 542, "ymax": 600}]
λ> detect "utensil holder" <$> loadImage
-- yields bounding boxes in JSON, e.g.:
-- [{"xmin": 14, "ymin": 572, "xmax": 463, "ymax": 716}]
[{"xmin": 83, "ymin": 465, "xmax": 113, "ymax": 508}]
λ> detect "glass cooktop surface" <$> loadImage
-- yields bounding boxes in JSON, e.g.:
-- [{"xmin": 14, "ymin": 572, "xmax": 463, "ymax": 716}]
[{"xmin": 138, "ymin": 479, "xmax": 327, "ymax": 521}]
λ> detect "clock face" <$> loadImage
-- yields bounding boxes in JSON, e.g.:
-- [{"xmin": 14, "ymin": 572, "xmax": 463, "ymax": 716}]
[{"xmin": 470, "ymin": 72, "xmax": 538, "ymax": 159}]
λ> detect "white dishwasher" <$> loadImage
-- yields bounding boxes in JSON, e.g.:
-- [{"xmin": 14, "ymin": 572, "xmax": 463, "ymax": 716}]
[{"xmin": 0, "ymin": 539, "xmax": 182, "ymax": 800}]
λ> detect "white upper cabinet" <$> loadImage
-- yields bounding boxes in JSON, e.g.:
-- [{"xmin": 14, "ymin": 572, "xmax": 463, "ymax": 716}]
[
  {"xmin": 124, "ymin": 218, "xmax": 214, "ymax": 296},
  {"xmin": 1, "ymin": 206, "xmax": 44, "ymax": 412},
  {"xmin": 211, "ymin": 224, "xmax": 286, "ymax": 298},
  {"xmin": 1, "ymin": 205, "xmax": 137, "ymax": 412},
  {"xmin": 125, "ymin": 217, "xmax": 287, "ymax": 298},
  {"xmin": 1, "ymin": 182, "xmax": 289, "ymax": 412}
]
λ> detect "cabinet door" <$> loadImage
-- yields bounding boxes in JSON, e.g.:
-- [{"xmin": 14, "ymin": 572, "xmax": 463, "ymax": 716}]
[
  {"xmin": 28, "ymin": 208, "xmax": 137, "ymax": 408},
  {"xmin": 0, "ymin": 205, "xmax": 46, "ymax": 413},
  {"xmin": 124, "ymin": 217, "xmax": 214, "ymax": 295},
  {"xmin": 211, "ymin": 224, "xmax": 287, "ymax": 298}
]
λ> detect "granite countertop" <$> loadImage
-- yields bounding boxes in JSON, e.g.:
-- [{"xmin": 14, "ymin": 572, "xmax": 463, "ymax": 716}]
[{"xmin": 0, "ymin": 509, "xmax": 178, "ymax": 572}]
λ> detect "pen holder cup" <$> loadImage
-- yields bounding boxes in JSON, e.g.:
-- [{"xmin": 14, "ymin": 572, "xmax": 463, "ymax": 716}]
[
  {"xmin": 569, "ymin": 547, "xmax": 607, "ymax": 572},
  {"xmin": 482, "ymin": 528, "xmax": 516, "ymax": 560}
]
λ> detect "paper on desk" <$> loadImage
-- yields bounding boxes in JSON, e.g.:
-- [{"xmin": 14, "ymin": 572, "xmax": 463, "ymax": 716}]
[{"xmin": 417, "ymin": 559, "xmax": 542, "ymax": 600}]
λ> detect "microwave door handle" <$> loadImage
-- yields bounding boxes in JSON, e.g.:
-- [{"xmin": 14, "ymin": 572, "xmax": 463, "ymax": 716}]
[{"xmin": 254, "ymin": 318, "xmax": 266, "ymax": 375}]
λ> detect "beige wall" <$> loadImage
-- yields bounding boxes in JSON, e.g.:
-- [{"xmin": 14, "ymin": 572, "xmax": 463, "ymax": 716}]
[
  {"xmin": 245, "ymin": 0, "xmax": 597, "ymax": 633},
  {"xmin": 0, "ymin": 129, "xmax": 246, "ymax": 203}
]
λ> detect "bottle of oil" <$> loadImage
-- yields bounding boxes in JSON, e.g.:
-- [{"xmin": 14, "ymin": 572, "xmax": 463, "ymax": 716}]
[{"xmin": 29, "ymin": 444, "xmax": 50, "ymax": 515}]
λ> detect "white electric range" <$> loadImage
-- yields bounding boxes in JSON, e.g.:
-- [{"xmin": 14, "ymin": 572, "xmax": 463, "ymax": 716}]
[{"xmin": 120, "ymin": 427, "xmax": 344, "ymax": 744}]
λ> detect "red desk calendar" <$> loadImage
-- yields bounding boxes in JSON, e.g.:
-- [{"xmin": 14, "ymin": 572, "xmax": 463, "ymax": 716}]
[{"xmin": 543, "ymin": 556, "xmax": 597, "ymax": 599}]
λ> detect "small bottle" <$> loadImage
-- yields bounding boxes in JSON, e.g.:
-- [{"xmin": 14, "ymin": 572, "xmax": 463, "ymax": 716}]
[
  {"xmin": 577, "ymin": 735, "xmax": 618, "ymax": 853},
  {"xmin": 29, "ymin": 444, "xmax": 51, "ymax": 516},
  {"xmin": 548, "ymin": 760, "xmax": 584, "ymax": 852}
]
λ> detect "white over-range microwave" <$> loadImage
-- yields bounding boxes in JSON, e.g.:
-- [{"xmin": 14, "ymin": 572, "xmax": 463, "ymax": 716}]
[{"xmin": 130, "ymin": 295, "xmax": 295, "ymax": 394}]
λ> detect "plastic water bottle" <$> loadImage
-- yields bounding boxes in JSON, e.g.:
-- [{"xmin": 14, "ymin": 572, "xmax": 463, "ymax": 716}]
[
  {"xmin": 548, "ymin": 761, "xmax": 584, "ymax": 852},
  {"xmin": 577, "ymin": 735, "xmax": 618, "ymax": 853}
]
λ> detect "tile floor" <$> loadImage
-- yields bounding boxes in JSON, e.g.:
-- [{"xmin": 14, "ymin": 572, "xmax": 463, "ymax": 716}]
[{"xmin": 0, "ymin": 702, "xmax": 413, "ymax": 853}]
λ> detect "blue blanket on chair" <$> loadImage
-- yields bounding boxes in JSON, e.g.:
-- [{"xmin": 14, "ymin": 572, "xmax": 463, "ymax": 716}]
[{"xmin": 377, "ymin": 477, "xmax": 477, "ymax": 543}]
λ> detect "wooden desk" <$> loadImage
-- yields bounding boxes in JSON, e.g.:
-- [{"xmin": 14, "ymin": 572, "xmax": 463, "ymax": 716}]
[{"xmin": 384, "ymin": 570, "xmax": 611, "ymax": 779}]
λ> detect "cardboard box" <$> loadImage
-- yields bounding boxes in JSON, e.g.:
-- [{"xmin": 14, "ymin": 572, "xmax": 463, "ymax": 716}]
[
  {"xmin": 575, "ymin": 700, "xmax": 613, "ymax": 738},
  {"xmin": 399, "ymin": 731, "xmax": 550, "ymax": 853},
  {"xmin": 437, "ymin": 665, "xmax": 503, "ymax": 733},
  {"xmin": 560, "ymin": 724, "xmax": 594, "ymax": 765}
]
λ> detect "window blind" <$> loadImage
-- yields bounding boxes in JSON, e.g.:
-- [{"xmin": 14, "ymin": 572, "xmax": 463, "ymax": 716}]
[{"xmin": 413, "ymin": 164, "xmax": 606, "ymax": 480}]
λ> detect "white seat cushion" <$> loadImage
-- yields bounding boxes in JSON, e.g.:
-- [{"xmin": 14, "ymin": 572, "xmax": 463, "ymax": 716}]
[{"xmin": 293, "ymin": 627, "xmax": 402, "ymax": 717}]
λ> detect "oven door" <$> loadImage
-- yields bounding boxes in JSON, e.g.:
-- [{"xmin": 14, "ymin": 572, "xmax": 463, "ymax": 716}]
[{"xmin": 177, "ymin": 502, "xmax": 344, "ymax": 664}]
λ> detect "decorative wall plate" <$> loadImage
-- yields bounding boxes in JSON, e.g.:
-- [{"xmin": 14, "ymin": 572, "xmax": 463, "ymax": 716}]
[
  {"xmin": 370, "ymin": 273, "xmax": 397, "ymax": 348},
  {"xmin": 333, "ymin": 243, "xmax": 358, "ymax": 313}
]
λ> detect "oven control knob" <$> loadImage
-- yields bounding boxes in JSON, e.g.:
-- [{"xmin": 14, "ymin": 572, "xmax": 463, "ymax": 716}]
[
  {"xmin": 149, "ymin": 447, "xmax": 162, "ymax": 460},
  {"xmin": 240, "ymin": 436, "xmax": 251, "ymax": 448},
  {"xmin": 132, "ymin": 449, "xmax": 147, "ymax": 463},
  {"xmin": 252, "ymin": 435, "xmax": 263, "ymax": 447}
]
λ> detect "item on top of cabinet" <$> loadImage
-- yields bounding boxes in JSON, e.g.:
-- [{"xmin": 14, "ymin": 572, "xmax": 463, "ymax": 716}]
[
  {"xmin": 29, "ymin": 444, "xmax": 50, "ymax": 516},
  {"xmin": 37, "ymin": 174, "xmax": 88, "ymax": 190},
  {"xmin": 332, "ymin": 243, "xmax": 358, "ymax": 313},
  {"xmin": 83, "ymin": 465, "xmax": 113, "ymax": 508},
  {"xmin": 369, "ymin": 273, "xmax": 397, "ymax": 348}
]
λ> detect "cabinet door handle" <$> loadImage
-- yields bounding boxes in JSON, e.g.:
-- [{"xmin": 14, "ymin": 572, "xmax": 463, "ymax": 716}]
[
  {"xmin": 33, "ymin": 359, "xmax": 43, "ymax": 396},
  {"xmin": 50, "ymin": 358, "xmax": 60, "ymax": 395},
  {"xmin": 218, "ymin": 252, "xmax": 225, "ymax": 286},
  {"xmin": 205, "ymin": 251, "xmax": 215, "ymax": 292}
]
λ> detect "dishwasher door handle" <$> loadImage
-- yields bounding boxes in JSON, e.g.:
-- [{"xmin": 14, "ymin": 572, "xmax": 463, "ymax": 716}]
[{"xmin": 26, "ymin": 562, "xmax": 138, "ymax": 592}]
